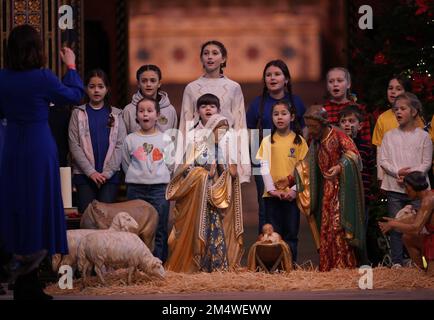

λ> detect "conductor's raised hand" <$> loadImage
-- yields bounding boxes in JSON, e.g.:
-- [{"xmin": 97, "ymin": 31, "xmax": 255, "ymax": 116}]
[{"xmin": 60, "ymin": 47, "xmax": 76, "ymax": 66}]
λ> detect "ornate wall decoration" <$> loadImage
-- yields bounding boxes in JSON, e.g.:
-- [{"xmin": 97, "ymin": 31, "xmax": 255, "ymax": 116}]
[
  {"xmin": 1, "ymin": 0, "xmax": 83, "ymax": 76},
  {"xmin": 129, "ymin": 6, "xmax": 321, "ymax": 83}
]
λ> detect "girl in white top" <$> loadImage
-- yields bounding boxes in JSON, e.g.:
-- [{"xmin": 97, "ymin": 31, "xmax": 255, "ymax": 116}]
[
  {"xmin": 178, "ymin": 40, "xmax": 250, "ymax": 183},
  {"xmin": 379, "ymin": 92, "xmax": 432, "ymax": 267}
]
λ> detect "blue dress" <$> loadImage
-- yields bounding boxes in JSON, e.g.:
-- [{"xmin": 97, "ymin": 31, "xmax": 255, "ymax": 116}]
[
  {"xmin": 194, "ymin": 145, "xmax": 229, "ymax": 272},
  {"xmin": 0, "ymin": 119, "xmax": 6, "ymax": 169},
  {"xmin": 0, "ymin": 68, "xmax": 84, "ymax": 255}
]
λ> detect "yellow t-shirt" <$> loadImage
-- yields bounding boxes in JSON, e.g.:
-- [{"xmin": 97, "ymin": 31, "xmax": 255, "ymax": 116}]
[
  {"xmin": 372, "ymin": 108, "xmax": 425, "ymax": 146},
  {"xmin": 256, "ymin": 131, "xmax": 309, "ymax": 197}
]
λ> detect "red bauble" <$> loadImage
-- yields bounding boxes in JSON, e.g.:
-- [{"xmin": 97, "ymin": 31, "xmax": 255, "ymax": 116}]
[{"xmin": 374, "ymin": 52, "xmax": 387, "ymax": 64}]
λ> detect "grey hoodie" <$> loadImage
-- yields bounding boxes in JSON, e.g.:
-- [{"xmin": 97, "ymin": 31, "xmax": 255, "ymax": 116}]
[{"xmin": 123, "ymin": 90, "xmax": 178, "ymax": 134}]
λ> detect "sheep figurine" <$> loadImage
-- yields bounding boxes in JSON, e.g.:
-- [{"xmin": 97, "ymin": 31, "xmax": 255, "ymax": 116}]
[
  {"xmin": 80, "ymin": 199, "xmax": 159, "ymax": 251},
  {"xmin": 78, "ymin": 231, "xmax": 165, "ymax": 286},
  {"xmin": 52, "ymin": 211, "xmax": 139, "ymax": 273}
]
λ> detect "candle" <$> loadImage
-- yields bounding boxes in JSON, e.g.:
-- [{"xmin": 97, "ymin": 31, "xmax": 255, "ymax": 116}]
[{"xmin": 60, "ymin": 167, "xmax": 72, "ymax": 208}]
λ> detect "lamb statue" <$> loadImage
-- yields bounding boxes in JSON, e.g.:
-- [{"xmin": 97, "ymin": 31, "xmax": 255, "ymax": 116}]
[
  {"xmin": 80, "ymin": 199, "xmax": 159, "ymax": 251},
  {"xmin": 396, "ymin": 204, "xmax": 429, "ymax": 235},
  {"xmin": 78, "ymin": 231, "xmax": 165, "ymax": 286},
  {"xmin": 52, "ymin": 211, "xmax": 139, "ymax": 273}
]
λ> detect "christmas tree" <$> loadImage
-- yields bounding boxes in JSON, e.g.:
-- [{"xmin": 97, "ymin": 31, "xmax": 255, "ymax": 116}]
[{"xmin": 349, "ymin": 0, "xmax": 434, "ymax": 122}]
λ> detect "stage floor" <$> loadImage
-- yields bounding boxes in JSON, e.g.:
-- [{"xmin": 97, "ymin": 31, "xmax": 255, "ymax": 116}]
[{"xmin": 1, "ymin": 288, "xmax": 434, "ymax": 300}]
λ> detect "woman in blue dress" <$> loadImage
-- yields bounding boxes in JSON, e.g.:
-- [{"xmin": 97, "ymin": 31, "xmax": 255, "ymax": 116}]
[{"xmin": 0, "ymin": 25, "xmax": 84, "ymax": 299}]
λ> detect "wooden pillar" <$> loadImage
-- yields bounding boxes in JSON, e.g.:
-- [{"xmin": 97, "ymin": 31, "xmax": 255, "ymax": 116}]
[
  {"xmin": 0, "ymin": 0, "xmax": 83, "ymax": 76},
  {"xmin": 115, "ymin": 0, "xmax": 129, "ymax": 107}
]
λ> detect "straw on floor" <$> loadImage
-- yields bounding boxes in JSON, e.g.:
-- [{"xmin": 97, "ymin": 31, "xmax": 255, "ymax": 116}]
[{"xmin": 46, "ymin": 265, "xmax": 434, "ymax": 296}]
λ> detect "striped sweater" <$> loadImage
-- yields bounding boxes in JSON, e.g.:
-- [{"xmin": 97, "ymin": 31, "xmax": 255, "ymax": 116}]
[{"xmin": 323, "ymin": 100, "xmax": 372, "ymax": 143}]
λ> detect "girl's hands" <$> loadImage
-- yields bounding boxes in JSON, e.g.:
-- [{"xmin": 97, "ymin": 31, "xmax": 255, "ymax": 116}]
[
  {"xmin": 60, "ymin": 47, "xmax": 76, "ymax": 66},
  {"xmin": 281, "ymin": 189, "xmax": 297, "ymax": 201},
  {"xmin": 396, "ymin": 175, "xmax": 405, "ymax": 187},
  {"xmin": 269, "ymin": 190, "xmax": 296, "ymax": 201},
  {"xmin": 397, "ymin": 167, "xmax": 411, "ymax": 177},
  {"xmin": 89, "ymin": 172, "xmax": 106, "ymax": 187},
  {"xmin": 397, "ymin": 167, "xmax": 411, "ymax": 186},
  {"xmin": 268, "ymin": 190, "xmax": 283, "ymax": 199}
]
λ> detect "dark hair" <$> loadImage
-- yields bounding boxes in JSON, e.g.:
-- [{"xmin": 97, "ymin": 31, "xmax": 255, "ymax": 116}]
[
  {"xmin": 84, "ymin": 69, "xmax": 114, "ymax": 127},
  {"xmin": 200, "ymin": 40, "xmax": 227, "ymax": 75},
  {"xmin": 257, "ymin": 60, "xmax": 296, "ymax": 141},
  {"xmin": 196, "ymin": 93, "xmax": 221, "ymax": 111},
  {"xmin": 338, "ymin": 105, "xmax": 364, "ymax": 123},
  {"xmin": 389, "ymin": 74, "xmax": 412, "ymax": 92},
  {"xmin": 136, "ymin": 64, "xmax": 163, "ymax": 104},
  {"xmin": 136, "ymin": 96, "xmax": 160, "ymax": 115},
  {"xmin": 136, "ymin": 64, "xmax": 162, "ymax": 81},
  {"xmin": 5, "ymin": 24, "xmax": 45, "ymax": 70},
  {"xmin": 270, "ymin": 100, "xmax": 302, "ymax": 145},
  {"xmin": 404, "ymin": 171, "xmax": 429, "ymax": 191}
]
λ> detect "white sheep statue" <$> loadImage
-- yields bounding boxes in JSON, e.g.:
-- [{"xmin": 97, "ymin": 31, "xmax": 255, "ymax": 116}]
[
  {"xmin": 77, "ymin": 231, "xmax": 165, "ymax": 286},
  {"xmin": 80, "ymin": 199, "xmax": 159, "ymax": 251},
  {"xmin": 52, "ymin": 211, "xmax": 139, "ymax": 273}
]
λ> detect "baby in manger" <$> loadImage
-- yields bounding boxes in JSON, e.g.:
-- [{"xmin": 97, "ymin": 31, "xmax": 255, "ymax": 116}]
[
  {"xmin": 257, "ymin": 224, "xmax": 282, "ymax": 243},
  {"xmin": 248, "ymin": 223, "xmax": 293, "ymax": 272}
]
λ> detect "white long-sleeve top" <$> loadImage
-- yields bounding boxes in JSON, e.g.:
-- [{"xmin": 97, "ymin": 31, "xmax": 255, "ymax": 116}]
[{"xmin": 379, "ymin": 127, "xmax": 432, "ymax": 193}]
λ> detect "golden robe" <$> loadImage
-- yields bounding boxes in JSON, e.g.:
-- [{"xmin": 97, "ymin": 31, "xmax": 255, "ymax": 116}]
[{"xmin": 165, "ymin": 114, "xmax": 244, "ymax": 273}]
